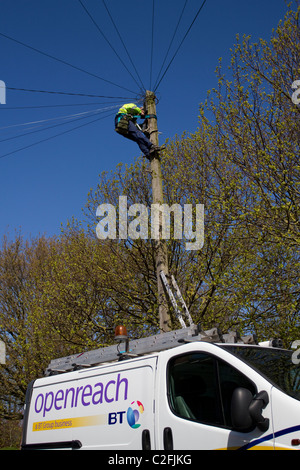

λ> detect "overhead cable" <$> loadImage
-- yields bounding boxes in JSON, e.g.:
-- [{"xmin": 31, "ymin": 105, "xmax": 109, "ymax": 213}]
[
  {"xmin": 0, "ymin": 101, "xmax": 125, "ymax": 110},
  {"xmin": 0, "ymin": 31, "xmax": 136, "ymax": 94},
  {"xmin": 78, "ymin": 0, "xmax": 144, "ymax": 93},
  {"xmin": 0, "ymin": 108, "xmax": 114, "ymax": 144},
  {"xmin": 154, "ymin": 0, "xmax": 207, "ymax": 92},
  {"xmin": 5, "ymin": 86, "xmax": 134, "ymax": 100},
  {"xmin": 0, "ymin": 112, "xmax": 115, "ymax": 160},
  {"xmin": 102, "ymin": 0, "xmax": 146, "ymax": 93},
  {"xmin": 153, "ymin": 0, "xmax": 188, "ymax": 91},
  {"xmin": 0, "ymin": 105, "xmax": 119, "ymax": 132}
]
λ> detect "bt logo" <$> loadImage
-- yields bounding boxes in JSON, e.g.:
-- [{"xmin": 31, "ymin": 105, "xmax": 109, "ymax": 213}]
[
  {"xmin": 127, "ymin": 401, "xmax": 144, "ymax": 429},
  {"xmin": 0, "ymin": 80, "xmax": 5, "ymax": 105},
  {"xmin": 108, "ymin": 400, "xmax": 145, "ymax": 429}
]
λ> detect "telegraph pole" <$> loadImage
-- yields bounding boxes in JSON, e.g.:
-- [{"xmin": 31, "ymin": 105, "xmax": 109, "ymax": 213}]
[{"xmin": 144, "ymin": 90, "xmax": 171, "ymax": 332}]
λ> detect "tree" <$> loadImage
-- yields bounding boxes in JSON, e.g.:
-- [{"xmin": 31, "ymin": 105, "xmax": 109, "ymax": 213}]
[
  {"xmin": 209, "ymin": 4, "xmax": 300, "ymax": 245},
  {"xmin": 0, "ymin": 234, "xmax": 56, "ymax": 420},
  {"xmin": 199, "ymin": 2, "xmax": 300, "ymax": 342}
]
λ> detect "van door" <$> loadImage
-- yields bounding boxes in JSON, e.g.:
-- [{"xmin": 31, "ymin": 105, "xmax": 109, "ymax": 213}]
[
  {"xmin": 74, "ymin": 357, "xmax": 157, "ymax": 450},
  {"xmin": 156, "ymin": 344, "xmax": 274, "ymax": 450},
  {"xmin": 271, "ymin": 387, "xmax": 300, "ymax": 450}
]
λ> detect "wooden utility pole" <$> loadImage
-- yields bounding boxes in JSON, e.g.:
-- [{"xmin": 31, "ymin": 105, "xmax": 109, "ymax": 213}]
[{"xmin": 144, "ymin": 90, "xmax": 171, "ymax": 332}]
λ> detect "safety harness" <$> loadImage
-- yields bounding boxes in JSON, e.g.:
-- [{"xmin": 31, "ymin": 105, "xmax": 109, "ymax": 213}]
[{"xmin": 115, "ymin": 113, "xmax": 157, "ymax": 135}]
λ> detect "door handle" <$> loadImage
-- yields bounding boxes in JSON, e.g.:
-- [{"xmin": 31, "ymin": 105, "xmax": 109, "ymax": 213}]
[
  {"xmin": 163, "ymin": 427, "xmax": 173, "ymax": 450},
  {"xmin": 142, "ymin": 429, "xmax": 151, "ymax": 450}
]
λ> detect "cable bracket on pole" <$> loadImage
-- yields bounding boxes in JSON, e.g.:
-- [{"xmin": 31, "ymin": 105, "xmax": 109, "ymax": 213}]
[{"xmin": 145, "ymin": 114, "xmax": 157, "ymax": 119}]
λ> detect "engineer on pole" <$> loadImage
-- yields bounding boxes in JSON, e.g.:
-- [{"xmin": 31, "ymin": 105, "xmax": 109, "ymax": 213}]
[{"xmin": 114, "ymin": 103, "xmax": 164, "ymax": 159}]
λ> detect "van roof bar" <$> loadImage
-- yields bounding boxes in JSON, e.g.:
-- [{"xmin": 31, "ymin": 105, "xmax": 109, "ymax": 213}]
[{"xmin": 44, "ymin": 325, "xmax": 257, "ymax": 376}]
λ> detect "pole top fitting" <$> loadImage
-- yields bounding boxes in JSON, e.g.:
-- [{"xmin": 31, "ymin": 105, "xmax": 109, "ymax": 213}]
[{"xmin": 145, "ymin": 90, "xmax": 156, "ymax": 101}]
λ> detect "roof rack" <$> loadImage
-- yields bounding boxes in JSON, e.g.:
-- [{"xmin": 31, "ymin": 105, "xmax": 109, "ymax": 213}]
[{"xmin": 44, "ymin": 325, "xmax": 257, "ymax": 376}]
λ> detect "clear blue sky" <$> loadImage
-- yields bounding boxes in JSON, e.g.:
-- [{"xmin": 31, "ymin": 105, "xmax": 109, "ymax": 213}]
[{"xmin": 0, "ymin": 0, "xmax": 289, "ymax": 241}]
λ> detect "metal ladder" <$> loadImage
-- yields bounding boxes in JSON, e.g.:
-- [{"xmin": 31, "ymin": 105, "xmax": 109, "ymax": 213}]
[{"xmin": 160, "ymin": 271, "xmax": 193, "ymax": 328}]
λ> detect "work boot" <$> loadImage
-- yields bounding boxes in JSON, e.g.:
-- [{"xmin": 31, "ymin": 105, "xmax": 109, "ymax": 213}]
[{"xmin": 149, "ymin": 144, "xmax": 165, "ymax": 155}]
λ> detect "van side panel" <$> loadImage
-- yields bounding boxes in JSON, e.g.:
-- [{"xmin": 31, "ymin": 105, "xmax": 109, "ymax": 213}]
[{"xmin": 23, "ymin": 357, "xmax": 157, "ymax": 450}]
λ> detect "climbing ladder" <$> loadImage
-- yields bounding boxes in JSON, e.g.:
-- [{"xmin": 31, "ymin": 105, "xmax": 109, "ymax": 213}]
[{"xmin": 160, "ymin": 271, "xmax": 193, "ymax": 328}]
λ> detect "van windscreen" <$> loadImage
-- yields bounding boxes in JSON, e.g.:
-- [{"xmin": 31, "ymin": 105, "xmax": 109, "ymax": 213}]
[{"xmin": 223, "ymin": 346, "xmax": 300, "ymax": 401}]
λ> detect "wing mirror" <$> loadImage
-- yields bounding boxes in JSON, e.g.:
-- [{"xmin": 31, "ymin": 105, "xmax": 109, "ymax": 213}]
[{"xmin": 231, "ymin": 388, "xmax": 270, "ymax": 433}]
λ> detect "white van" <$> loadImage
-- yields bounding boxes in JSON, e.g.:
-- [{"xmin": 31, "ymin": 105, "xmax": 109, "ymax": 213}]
[{"xmin": 21, "ymin": 327, "xmax": 300, "ymax": 450}]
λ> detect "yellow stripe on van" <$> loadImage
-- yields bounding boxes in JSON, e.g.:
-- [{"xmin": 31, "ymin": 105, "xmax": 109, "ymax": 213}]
[{"xmin": 32, "ymin": 414, "xmax": 106, "ymax": 432}]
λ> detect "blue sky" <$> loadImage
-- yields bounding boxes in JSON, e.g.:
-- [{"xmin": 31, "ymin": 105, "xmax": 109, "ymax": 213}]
[{"xmin": 0, "ymin": 0, "xmax": 289, "ymax": 241}]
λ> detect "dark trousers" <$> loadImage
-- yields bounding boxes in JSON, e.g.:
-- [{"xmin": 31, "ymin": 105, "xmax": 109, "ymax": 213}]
[{"xmin": 115, "ymin": 117, "xmax": 153, "ymax": 156}]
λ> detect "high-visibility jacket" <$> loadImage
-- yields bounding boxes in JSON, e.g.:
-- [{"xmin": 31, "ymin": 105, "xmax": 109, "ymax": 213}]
[{"xmin": 117, "ymin": 103, "xmax": 142, "ymax": 117}]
